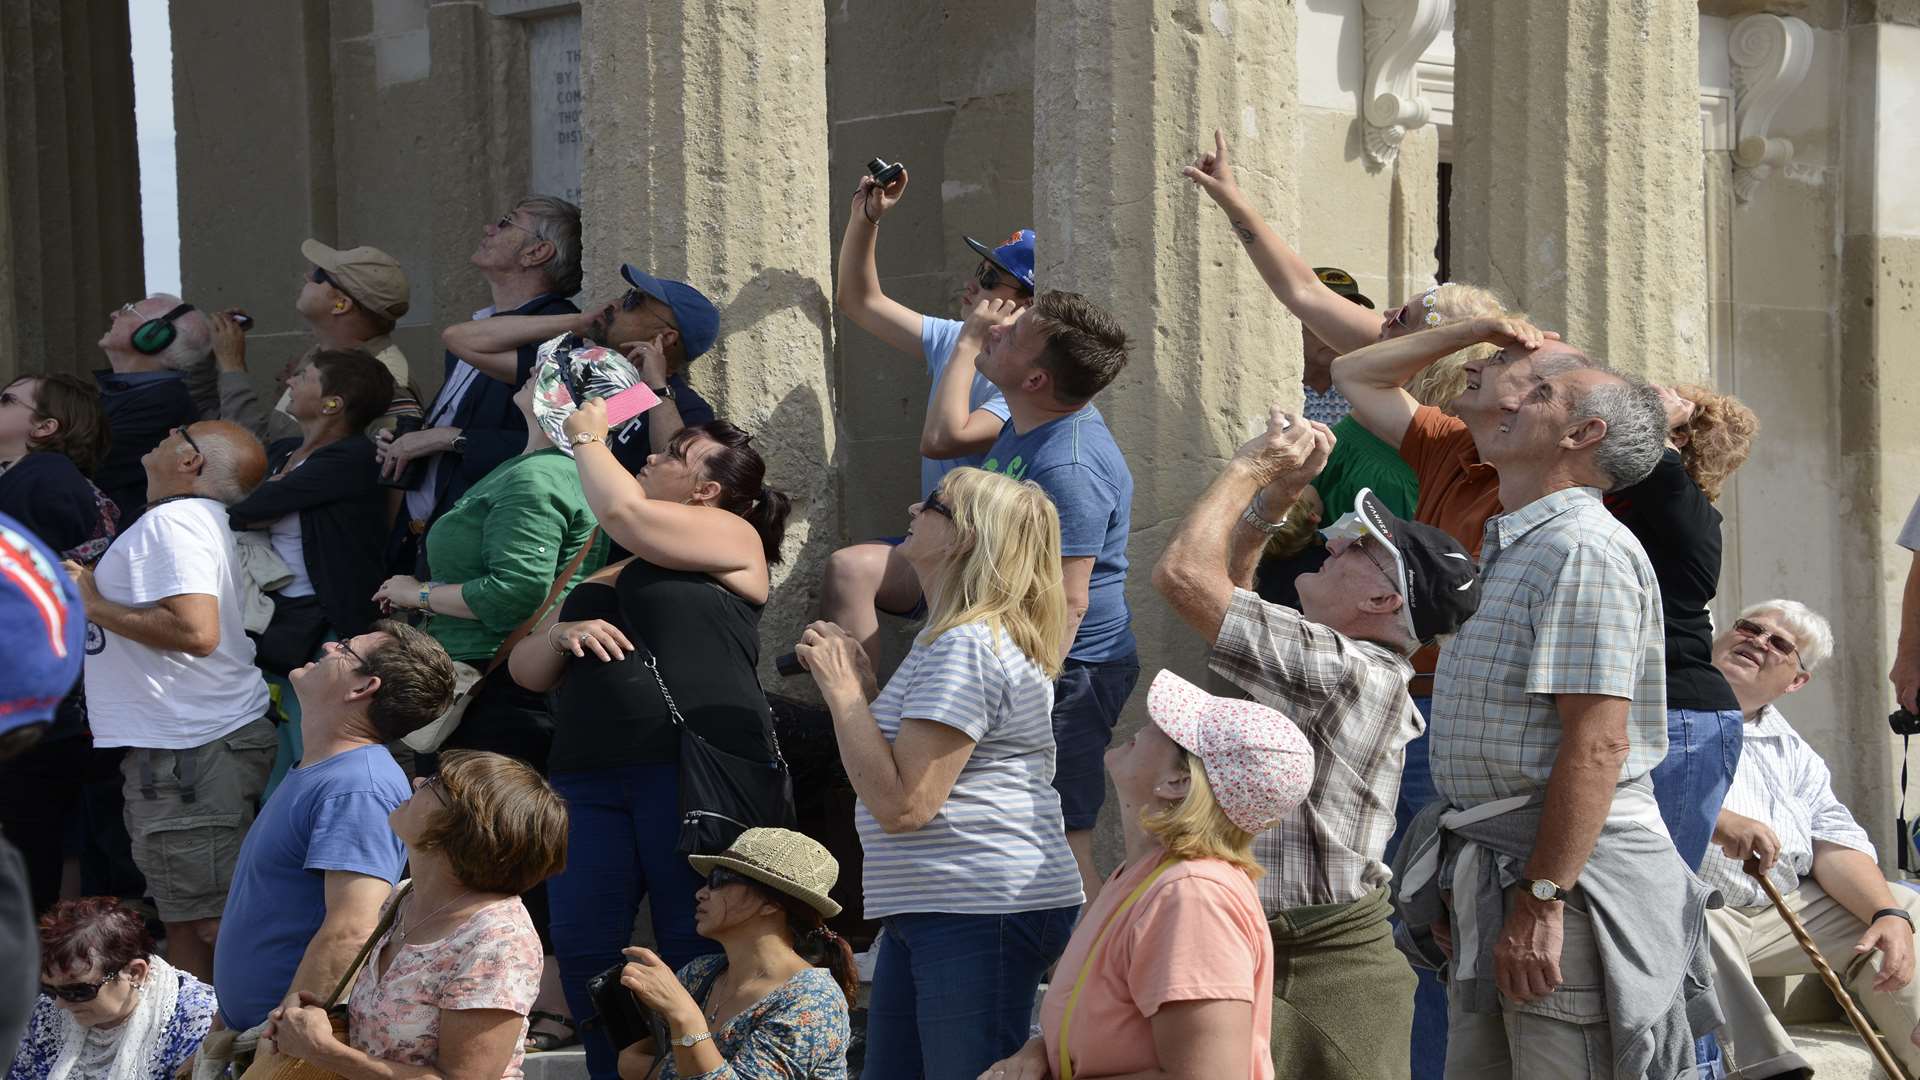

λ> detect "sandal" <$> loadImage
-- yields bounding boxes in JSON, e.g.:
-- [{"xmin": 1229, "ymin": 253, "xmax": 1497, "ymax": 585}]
[{"xmin": 524, "ymin": 1010, "xmax": 579, "ymax": 1052}]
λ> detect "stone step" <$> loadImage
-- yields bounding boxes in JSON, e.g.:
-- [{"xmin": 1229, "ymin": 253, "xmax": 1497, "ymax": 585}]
[
  {"xmin": 521, "ymin": 1047, "xmax": 588, "ymax": 1080},
  {"xmin": 1787, "ymin": 1021, "xmax": 1897, "ymax": 1078}
]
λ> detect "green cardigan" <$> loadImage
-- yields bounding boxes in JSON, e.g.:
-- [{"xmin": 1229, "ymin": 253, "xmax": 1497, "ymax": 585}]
[{"xmin": 422, "ymin": 448, "xmax": 607, "ymax": 662}]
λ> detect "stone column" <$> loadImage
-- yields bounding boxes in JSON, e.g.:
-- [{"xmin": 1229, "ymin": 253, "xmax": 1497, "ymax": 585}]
[
  {"xmin": 0, "ymin": 0, "xmax": 145, "ymax": 380},
  {"xmin": 1449, "ymin": 0, "xmax": 1708, "ymax": 381},
  {"xmin": 1837, "ymin": 15, "xmax": 1920, "ymax": 864},
  {"xmin": 1032, "ymin": 2, "xmax": 1299, "ymax": 775},
  {"xmin": 580, "ymin": 0, "xmax": 836, "ymax": 673}
]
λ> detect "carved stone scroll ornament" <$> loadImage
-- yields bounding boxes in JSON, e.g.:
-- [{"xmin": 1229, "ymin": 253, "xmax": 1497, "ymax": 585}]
[
  {"xmin": 1361, "ymin": 0, "xmax": 1450, "ymax": 170},
  {"xmin": 1729, "ymin": 13, "xmax": 1814, "ymax": 203}
]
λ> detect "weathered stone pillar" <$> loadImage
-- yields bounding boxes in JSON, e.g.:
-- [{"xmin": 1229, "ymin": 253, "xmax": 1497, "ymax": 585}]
[
  {"xmin": 580, "ymin": 0, "xmax": 836, "ymax": 671},
  {"xmin": 1837, "ymin": 16, "xmax": 1920, "ymax": 867},
  {"xmin": 1034, "ymin": 1, "xmax": 1299, "ymax": 856},
  {"xmin": 1449, "ymin": 0, "xmax": 1708, "ymax": 381},
  {"xmin": 0, "ymin": 0, "xmax": 145, "ymax": 380}
]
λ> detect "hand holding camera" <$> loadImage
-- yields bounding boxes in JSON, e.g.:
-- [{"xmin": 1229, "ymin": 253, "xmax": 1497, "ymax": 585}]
[
  {"xmin": 854, "ymin": 157, "xmax": 909, "ymax": 225},
  {"xmin": 209, "ymin": 309, "xmax": 252, "ymax": 374}
]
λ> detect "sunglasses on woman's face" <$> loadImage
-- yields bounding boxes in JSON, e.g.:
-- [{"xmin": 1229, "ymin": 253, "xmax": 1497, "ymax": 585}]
[
  {"xmin": 920, "ymin": 491, "xmax": 953, "ymax": 520},
  {"xmin": 704, "ymin": 867, "xmax": 756, "ymax": 891},
  {"xmin": 41, "ymin": 968, "xmax": 123, "ymax": 1003}
]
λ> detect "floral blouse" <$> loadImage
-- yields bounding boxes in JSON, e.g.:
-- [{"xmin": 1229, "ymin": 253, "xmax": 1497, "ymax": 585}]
[
  {"xmin": 657, "ymin": 954, "xmax": 850, "ymax": 1080},
  {"xmin": 346, "ymin": 896, "xmax": 543, "ymax": 1080},
  {"xmin": 7, "ymin": 969, "xmax": 216, "ymax": 1080}
]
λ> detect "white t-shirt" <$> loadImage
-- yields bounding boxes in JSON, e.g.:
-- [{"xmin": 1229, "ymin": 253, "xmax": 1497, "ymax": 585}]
[
  {"xmin": 266, "ymin": 457, "xmax": 315, "ymax": 597},
  {"xmin": 856, "ymin": 621, "xmax": 1084, "ymax": 919},
  {"xmin": 84, "ymin": 497, "xmax": 272, "ymax": 749}
]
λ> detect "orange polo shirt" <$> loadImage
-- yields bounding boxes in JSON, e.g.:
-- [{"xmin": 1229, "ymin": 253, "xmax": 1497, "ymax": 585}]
[{"xmin": 1398, "ymin": 405, "xmax": 1502, "ymax": 688}]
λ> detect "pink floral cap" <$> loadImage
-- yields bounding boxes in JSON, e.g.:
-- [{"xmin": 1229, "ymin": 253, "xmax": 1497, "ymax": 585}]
[{"xmin": 1147, "ymin": 670, "xmax": 1315, "ymax": 834}]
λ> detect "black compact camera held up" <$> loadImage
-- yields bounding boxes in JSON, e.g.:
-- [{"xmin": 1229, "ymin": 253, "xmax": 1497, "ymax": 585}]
[{"xmin": 867, "ymin": 157, "xmax": 905, "ymax": 186}]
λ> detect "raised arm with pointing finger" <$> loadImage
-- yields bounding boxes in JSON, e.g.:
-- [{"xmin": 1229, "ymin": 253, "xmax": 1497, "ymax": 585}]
[{"xmin": 1183, "ymin": 129, "xmax": 1386, "ymax": 353}]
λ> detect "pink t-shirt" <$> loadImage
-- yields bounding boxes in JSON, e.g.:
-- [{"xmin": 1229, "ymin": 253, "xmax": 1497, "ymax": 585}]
[
  {"xmin": 347, "ymin": 896, "xmax": 543, "ymax": 1080},
  {"xmin": 1037, "ymin": 854, "xmax": 1274, "ymax": 1080}
]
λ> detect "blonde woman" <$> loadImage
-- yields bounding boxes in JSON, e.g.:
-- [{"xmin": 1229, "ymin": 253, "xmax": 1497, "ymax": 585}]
[
  {"xmin": 979, "ymin": 671, "xmax": 1314, "ymax": 1080},
  {"xmin": 795, "ymin": 467, "xmax": 1083, "ymax": 1080}
]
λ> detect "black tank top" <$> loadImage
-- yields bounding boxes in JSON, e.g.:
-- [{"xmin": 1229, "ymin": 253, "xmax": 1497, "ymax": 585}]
[{"xmin": 547, "ymin": 559, "xmax": 774, "ymax": 773}]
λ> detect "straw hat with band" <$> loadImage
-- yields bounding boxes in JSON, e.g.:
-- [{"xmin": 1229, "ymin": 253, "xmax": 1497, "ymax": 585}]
[{"xmin": 688, "ymin": 827, "xmax": 842, "ymax": 918}]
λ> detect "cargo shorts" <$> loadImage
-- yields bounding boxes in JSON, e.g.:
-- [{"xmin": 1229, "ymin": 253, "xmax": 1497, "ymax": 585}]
[{"xmin": 121, "ymin": 717, "xmax": 278, "ymax": 922}]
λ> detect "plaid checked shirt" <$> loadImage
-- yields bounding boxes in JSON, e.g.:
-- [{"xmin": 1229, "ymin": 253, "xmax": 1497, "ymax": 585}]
[
  {"xmin": 1431, "ymin": 486, "xmax": 1668, "ymax": 805},
  {"xmin": 1210, "ymin": 588, "xmax": 1419, "ymax": 914}
]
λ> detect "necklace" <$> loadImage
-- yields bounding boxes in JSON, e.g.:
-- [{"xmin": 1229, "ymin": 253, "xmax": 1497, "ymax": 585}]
[{"xmin": 399, "ymin": 888, "xmax": 473, "ymax": 941}]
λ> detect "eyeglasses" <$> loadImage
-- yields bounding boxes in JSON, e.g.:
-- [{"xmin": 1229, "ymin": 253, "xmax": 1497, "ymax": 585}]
[
  {"xmin": 1734, "ymin": 618, "xmax": 1803, "ymax": 668},
  {"xmin": 334, "ymin": 637, "xmax": 369, "ymax": 671},
  {"xmin": 41, "ymin": 968, "xmax": 124, "ymax": 1003},
  {"xmin": 1347, "ymin": 536, "xmax": 1400, "ymax": 590},
  {"xmin": 172, "ymin": 426, "xmax": 206, "ymax": 470},
  {"xmin": 920, "ymin": 490, "xmax": 954, "ymax": 519},
  {"xmin": 704, "ymin": 867, "xmax": 755, "ymax": 891},
  {"xmin": 309, "ymin": 266, "xmax": 332, "ymax": 287},
  {"xmin": 418, "ymin": 773, "xmax": 451, "ymax": 808},
  {"xmin": 620, "ymin": 288, "xmax": 648, "ymax": 313},
  {"xmin": 1, "ymin": 390, "xmax": 44, "ymax": 418}
]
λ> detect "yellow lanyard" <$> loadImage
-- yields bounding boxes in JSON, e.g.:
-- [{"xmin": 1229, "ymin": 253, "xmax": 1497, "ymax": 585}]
[{"xmin": 1057, "ymin": 858, "xmax": 1181, "ymax": 1080}]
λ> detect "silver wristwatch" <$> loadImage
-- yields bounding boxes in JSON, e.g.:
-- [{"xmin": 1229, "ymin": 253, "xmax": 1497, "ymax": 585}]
[
  {"xmin": 1239, "ymin": 494, "xmax": 1290, "ymax": 537},
  {"xmin": 672, "ymin": 1030, "xmax": 713, "ymax": 1048}
]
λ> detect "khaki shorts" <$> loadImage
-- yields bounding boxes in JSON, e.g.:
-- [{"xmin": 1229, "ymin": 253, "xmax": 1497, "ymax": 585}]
[{"xmin": 122, "ymin": 718, "xmax": 278, "ymax": 922}]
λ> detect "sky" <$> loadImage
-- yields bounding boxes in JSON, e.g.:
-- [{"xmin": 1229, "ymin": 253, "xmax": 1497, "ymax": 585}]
[{"xmin": 129, "ymin": 0, "xmax": 179, "ymax": 296}]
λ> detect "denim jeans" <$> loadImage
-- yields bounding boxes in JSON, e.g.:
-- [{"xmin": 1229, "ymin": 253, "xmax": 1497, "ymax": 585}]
[
  {"xmin": 1649, "ymin": 706, "xmax": 1743, "ymax": 1076},
  {"xmin": 862, "ymin": 906, "xmax": 1079, "ymax": 1080},
  {"xmin": 548, "ymin": 764, "xmax": 721, "ymax": 1080},
  {"xmin": 1386, "ymin": 700, "xmax": 1450, "ymax": 1080},
  {"xmin": 1052, "ymin": 655, "xmax": 1141, "ymax": 831}
]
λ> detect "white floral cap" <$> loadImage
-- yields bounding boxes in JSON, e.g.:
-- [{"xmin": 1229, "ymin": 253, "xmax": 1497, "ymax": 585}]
[{"xmin": 1146, "ymin": 670, "xmax": 1315, "ymax": 834}]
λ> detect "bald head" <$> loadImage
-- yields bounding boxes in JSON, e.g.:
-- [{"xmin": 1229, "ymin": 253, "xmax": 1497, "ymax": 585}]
[{"xmin": 144, "ymin": 420, "xmax": 266, "ymax": 505}]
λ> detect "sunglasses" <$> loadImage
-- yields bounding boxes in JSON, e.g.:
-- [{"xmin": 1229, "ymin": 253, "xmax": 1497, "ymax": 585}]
[
  {"xmin": 704, "ymin": 866, "xmax": 756, "ymax": 891},
  {"xmin": 309, "ymin": 266, "xmax": 332, "ymax": 287},
  {"xmin": 1733, "ymin": 618, "xmax": 1802, "ymax": 668},
  {"xmin": 974, "ymin": 262, "xmax": 1007, "ymax": 292},
  {"xmin": 921, "ymin": 490, "xmax": 954, "ymax": 520},
  {"xmin": 41, "ymin": 967, "xmax": 123, "ymax": 1003}
]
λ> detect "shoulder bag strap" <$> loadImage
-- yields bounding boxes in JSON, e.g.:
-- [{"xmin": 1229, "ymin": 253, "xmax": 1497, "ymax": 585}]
[
  {"xmin": 1056, "ymin": 858, "xmax": 1181, "ymax": 1080},
  {"xmin": 474, "ymin": 526, "xmax": 601, "ymax": 683},
  {"xmin": 628, "ymin": 615, "xmax": 787, "ymax": 768},
  {"xmin": 323, "ymin": 880, "xmax": 412, "ymax": 1007}
]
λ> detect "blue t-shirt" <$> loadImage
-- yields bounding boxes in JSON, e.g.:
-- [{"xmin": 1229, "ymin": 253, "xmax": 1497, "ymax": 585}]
[
  {"xmin": 920, "ymin": 317, "xmax": 1011, "ymax": 500},
  {"xmin": 213, "ymin": 745, "xmax": 410, "ymax": 1030},
  {"xmin": 980, "ymin": 407, "xmax": 1135, "ymax": 662}
]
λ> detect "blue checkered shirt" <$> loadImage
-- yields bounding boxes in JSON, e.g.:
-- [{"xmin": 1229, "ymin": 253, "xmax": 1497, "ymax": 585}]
[
  {"xmin": 1302, "ymin": 385, "xmax": 1352, "ymax": 427},
  {"xmin": 1431, "ymin": 486, "xmax": 1668, "ymax": 804}
]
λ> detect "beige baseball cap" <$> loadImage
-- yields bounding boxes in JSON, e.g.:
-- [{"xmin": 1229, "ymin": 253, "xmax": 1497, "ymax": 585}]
[{"xmin": 302, "ymin": 239, "xmax": 410, "ymax": 320}]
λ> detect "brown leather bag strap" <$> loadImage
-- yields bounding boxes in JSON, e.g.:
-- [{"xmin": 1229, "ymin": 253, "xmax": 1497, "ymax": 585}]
[
  {"xmin": 476, "ymin": 526, "xmax": 602, "ymax": 682},
  {"xmin": 324, "ymin": 880, "xmax": 412, "ymax": 1007}
]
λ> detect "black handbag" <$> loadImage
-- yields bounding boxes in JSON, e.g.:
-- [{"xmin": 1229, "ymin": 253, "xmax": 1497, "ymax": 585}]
[
  {"xmin": 585, "ymin": 956, "xmax": 726, "ymax": 1076},
  {"xmin": 628, "ymin": 633, "xmax": 797, "ymax": 857}
]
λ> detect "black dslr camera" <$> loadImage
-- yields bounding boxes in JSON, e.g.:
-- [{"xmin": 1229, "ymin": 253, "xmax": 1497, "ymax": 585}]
[{"xmin": 1893, "ymin": 708, "xmax": 1920, "ymax": 736}]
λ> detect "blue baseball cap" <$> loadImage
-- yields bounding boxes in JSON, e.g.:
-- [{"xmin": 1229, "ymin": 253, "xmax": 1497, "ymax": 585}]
[
  {"xmin": 0, "ymin": 514, "xmax": 83, "ymax": 742},
  {"xmin": 619, "ymin": 265, "xmax": 721, "ymax": 361},
  {"xmin": 964, "ymin": 229, "xmax": 1037, "ymax": 293}
]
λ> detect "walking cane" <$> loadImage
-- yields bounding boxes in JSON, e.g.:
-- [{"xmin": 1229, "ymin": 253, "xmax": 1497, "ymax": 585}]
[{"xmin": 1743, "ymin": 857, "xmax": 1909, "ymax": 1079}]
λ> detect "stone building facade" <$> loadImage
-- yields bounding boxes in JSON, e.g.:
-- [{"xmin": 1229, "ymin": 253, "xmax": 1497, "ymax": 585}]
[{"xmin": 1, "ymin": 0, "xmax": 1916, "ymax": 873}]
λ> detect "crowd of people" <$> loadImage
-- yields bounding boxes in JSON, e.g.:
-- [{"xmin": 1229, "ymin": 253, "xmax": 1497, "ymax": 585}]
[{"xmin": 0, "ymin": 125, "xmax": 1917, "ymax": 1080}]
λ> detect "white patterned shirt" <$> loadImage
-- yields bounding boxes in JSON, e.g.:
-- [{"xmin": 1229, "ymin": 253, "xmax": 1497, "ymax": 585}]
[
  {"xmin": 1432, "ymin": 486, "xmax": 1668, "ymax": 804},
  {"xmin": 1697, "ymin": 703, "xmax": 1877, "ymax": 909}
]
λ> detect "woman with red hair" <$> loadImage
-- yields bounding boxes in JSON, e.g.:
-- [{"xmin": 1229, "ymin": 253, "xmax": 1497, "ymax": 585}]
[{"xmin": 9, "ymin": 897, "xmax": 216, "ymax": 1080}]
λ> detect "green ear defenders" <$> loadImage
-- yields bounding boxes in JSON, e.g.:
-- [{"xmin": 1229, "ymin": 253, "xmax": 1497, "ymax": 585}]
[{"xmin": 131, "ymin": 303, "xmax": 196, "ymax": 356}]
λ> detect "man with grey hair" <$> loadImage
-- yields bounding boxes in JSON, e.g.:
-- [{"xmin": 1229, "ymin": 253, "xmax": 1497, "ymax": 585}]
[
  {"xmin": 377, "ymin": 196, "xmax": 584, "ymax": 557},
  {"xmin": 1700, "ymin": 598, "xmax": 1920, "ymax": 1078},
  {"xmin": 95, "ymin": 293, "xmax": 212, "ymax": 527},
  {"xmin": 1392, "ymin": 356, "xmax": 1717, "ymax": 1077},
  {"xmin": 63, "ymin": 419, "xmax": 273, "ymax": 982}
]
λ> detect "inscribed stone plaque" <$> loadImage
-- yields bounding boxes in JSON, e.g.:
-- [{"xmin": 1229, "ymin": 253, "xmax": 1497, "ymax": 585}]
[{"xmin": 529, "ymin": 14, "xmax": 583, "ymax": 204}]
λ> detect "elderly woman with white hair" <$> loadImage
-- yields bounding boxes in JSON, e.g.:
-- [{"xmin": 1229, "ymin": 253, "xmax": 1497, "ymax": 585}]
[
  {"xmin": 1697, "ymin": 599, "xmax": 1920, "ymax": 1079},
  {"xmin": 978, "ymin": 670, "xmax": 1313, "ymax": 1080}
]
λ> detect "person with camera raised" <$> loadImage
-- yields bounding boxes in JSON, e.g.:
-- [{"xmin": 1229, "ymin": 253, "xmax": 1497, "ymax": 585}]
[
  {"xmin": 1695, "ymin": 599, "xmax": 1920, "ymax": 1078},
  {"xmin": 819, "ymin": 161, "xmax": 1035, "ymax": 675}
]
